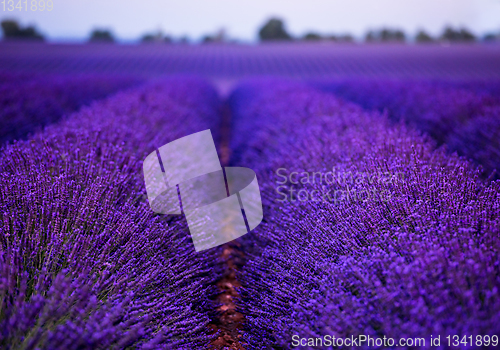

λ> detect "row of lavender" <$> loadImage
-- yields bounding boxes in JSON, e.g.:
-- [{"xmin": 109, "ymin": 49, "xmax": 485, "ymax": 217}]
[
  {"xmin": 229, "ymin": 80, "xmax": 500, "ymax": 349},
  {"xmin": 316, "ymin": 80, "xmax": 500, "ymax": 178},
  {"xmin": 0, "ymin": 79, "xmax": 223, "ymax": 349},
  {"xmin": 0, "ymin": 72, "xmax": 141, "ymax": 144}
]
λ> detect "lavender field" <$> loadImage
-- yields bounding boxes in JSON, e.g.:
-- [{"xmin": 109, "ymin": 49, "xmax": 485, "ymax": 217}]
[
  {"xmin": 1, "ymin": 42, "xmax": 500, "ymax": 80},
  {"xmin": 1, "ymin": 42, "xmax": 500, "ymax": 349}
]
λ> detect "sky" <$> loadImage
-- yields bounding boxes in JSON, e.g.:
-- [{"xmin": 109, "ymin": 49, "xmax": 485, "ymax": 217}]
[{"xmin": 1, "ymin": 0, "xmax": 500, "ymax": 42}]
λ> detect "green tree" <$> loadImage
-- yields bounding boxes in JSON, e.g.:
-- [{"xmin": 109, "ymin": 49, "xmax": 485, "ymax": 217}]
[
  {"xmin": 302, "ymin": 32, "xmax": 322, "ymax": 41},
  {"xmin": 416, "ymin": 30, "xmax": 434, "ymax": 43},
  {"xmin": 141, "ymin": 34, "xmax": 156, "ymax": 42},
  {"xmin": 140, "ymin": 30, "xmax": 171, "ymax": 43},
  {"xmin": 380, "ymin": 28, "xmax": 406, "ymax": 42},
  {"xmin": 365, "ymin": 28, "xmax": 406, "ymax": 43},
  {"xmin": 258, "ymin": 18, "xmax": 292, "ymax": 41},
  {"xmin": 440, "ymin": 26, "xmax": 476, "ymax": 42},
  {"xmin": 89, "ymin": 29, "xmax": 115, "ymax": 43},
  {"xmin": 483, "ymin": 33, "xmax": 499, "ymax": 42},
  {"xmin": 337, "ymin": 34, "xmax": 354, "ymax": 43},
  {"xmin": 364, "ymin": 30, "xmax": 377, "ymax": 42},
  {"xmin": 201, "ymin": 35, "xmax": 215, "ymax": 43},
  {"xmin": 458, "ymin": 28, "xmax": 475, "ymax": 42},
  {"xmin": 179, "ymin": 36, "xmax": 190, "ymax": 44},
  {"xmin": 1, "ymin": 20, "xmax": 44, "ymax": 41}
]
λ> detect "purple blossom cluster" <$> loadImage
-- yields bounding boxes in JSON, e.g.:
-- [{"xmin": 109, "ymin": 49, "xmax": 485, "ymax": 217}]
[
  {"xmin": 229, "ymin": 80, "xmax": 500, "ymax": 349},
  {"xmin": 317, "ymin": 80, "xmax": 500, "ymax": 177},
  {"xmin": 447, "ymin": 105, "xmax": 500, "ymax": 180},
  {"xmin": 0, "ymin": 73, "xmax": 141, "ymax": 144},
  {"xmin": 0, "ymin": 78, "xmax": 223, "ymax": 349}
]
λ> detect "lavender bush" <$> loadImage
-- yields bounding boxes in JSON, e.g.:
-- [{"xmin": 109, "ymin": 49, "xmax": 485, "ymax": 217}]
[
  {"xmin": 0, "ymin": 73, "xmax": 141, "ymax": 144},
  {"xmin": 0, "ymin": 78, "xmax": 223, "ymax": 349},
  {"xmin": 316, "ymin": 80, "xmax": 500, "ymax": 177},
  {"xmin": 447, "ymin": 105, "xmax": 500, "ymax": 180},
  {"xmin": 229, "ymin": 80, "xmax": 500, "ymax": 349}
]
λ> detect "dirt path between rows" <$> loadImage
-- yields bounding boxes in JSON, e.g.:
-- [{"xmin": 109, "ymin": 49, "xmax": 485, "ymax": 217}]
[
  {"xmin": 209, "ymin": 242, "xmax": 246, "ymax": 349},
  {"xmin": 209, "ymin": 100, "xmax": 247, "ymax": 350}
]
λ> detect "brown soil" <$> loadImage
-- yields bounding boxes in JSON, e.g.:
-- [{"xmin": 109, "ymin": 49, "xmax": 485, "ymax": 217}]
[
  {"xmin": 209, "ymin": 101, "xmax": 247, "ymax": 349},
  {"xmin": 209, "ymin": 242, "xmax": 246, "ymax": 349}
]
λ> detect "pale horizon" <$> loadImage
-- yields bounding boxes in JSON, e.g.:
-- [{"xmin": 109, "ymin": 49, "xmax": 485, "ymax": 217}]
[{"xmin": 1, "ymin": 0, "xmax": 499, "ymax": 42}]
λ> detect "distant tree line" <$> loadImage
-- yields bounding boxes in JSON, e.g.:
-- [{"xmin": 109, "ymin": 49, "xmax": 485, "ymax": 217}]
[
  {"xmin": 141, "ymin": 31, "xmax": 172, "ymax": 43},
  {"xmin": 484, "ymin": 32, "xmax": 500, "ymax": 42},
  {"xmin": 258, "ymin": 18, "xmax": 354, "ymax": 42},
  {"xmin": 302, "ymin": 32, "xmax": 354, "ymax": 42},
  {"xmin": 201, "ymin": 29, "xmax": 227, "ymax": 43},
  {"xmin": 363, "ymin": 26, "xmax": 476, "ymax": 43},
  {"xmin": 2, "ymin": 18, "xmax": 500, "ymax": 44},
  {"xmin": 257, "ymin": 18, "xmax": 500, "ymax": 44},
  {"xmin": 89, "ymin": 28, "xmax": 195, "ymax": 44},
  {"xmin": 365, "ymin": 28, "xmax": 406, "ymax": 43},
  {"xmin": 1, "ymin": 20, "xmax": 44, "ymax": 41},
  {"xmin": 138, "ymin": 27, "xmax": 234, "ymax": 44},
  {"xmin": 88, "ymin": 29, "xmax": 115, "ymax": 43}
]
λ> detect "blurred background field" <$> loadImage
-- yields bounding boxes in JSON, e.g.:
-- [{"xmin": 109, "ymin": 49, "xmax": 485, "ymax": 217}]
[
  {"xmin": 2, "ymin": 0, "xmax": 500, "ymax": 85},
  {"xmin": 1, "ymin": 42, "xmax": 500, "ymax": 83}
]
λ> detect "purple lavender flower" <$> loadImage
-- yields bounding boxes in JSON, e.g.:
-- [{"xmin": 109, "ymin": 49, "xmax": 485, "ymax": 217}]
[
  {"xmin": 317, "ymin": 79, "xmax": 500, "ymax": 177},
  {"xmin": 0, "ymin": 78, "xmax": 223, "ymax": 349},
  {"xmin": 447, "ymin": 105, "xmax": 500, "ymax": 179},
  {"xmin": 0, "ymin": 73, "xmax": 141, "ymax": 144},
  {"xmin": 230, "ymin": 80, "xmax": 500, "ymax": 349}
]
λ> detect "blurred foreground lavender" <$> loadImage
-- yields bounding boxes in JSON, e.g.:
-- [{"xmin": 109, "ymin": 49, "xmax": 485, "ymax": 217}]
[
  {"xmin": 0, "ymin": 78, "xmax": 223, "ymax": 349},
  {"xmin": 230, "ymin": 80, "xmax": 500, "ymax": 349}
]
